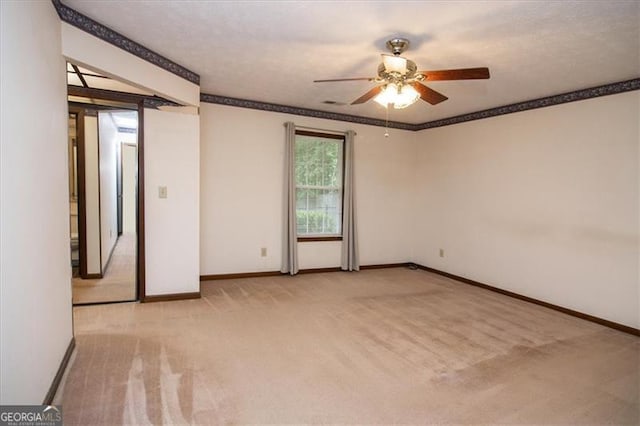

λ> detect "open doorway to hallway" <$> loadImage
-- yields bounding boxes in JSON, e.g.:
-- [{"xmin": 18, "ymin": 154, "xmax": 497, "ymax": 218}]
[{"xmin": 68, "ymin": 99, "xmax": 140, "ymax": 305}]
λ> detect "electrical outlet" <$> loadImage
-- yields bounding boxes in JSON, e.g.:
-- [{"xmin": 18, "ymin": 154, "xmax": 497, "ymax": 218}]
[
  {"xmin": 260, "ymin": 247, "xmax": 267, "ymax": 257},
  {"xmin": 439, "ymin": 248, "xmax": 445, "ymax": 258},
  {"xmin": 158, "ymin": 186, "xmax": 167, "ymax": 199}
]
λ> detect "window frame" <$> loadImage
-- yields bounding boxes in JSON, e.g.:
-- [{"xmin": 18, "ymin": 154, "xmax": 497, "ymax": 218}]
[{"xmin": 294, "ymin": 129, "xmax": 345, "ymax": 242}]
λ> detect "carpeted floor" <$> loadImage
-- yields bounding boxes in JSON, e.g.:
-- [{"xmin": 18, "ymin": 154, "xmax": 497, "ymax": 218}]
[
  {"xmin": 72, "ymin": 233, "xmax": 137, "ymax": 304},
  {"xmin": 55, "ymin": 268, "xmax": 639, "ymax": 424}
]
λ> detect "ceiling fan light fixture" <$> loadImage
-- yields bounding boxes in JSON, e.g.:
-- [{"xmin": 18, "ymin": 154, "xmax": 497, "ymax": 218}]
[
  {"xmin": 373, "ymin": 83, "xmax": 398, "ymax": 107},
  {"xmin": 381, "ymin": 54, "xmax": 408, "ymax": 74},
  {"xmin": 394, "ymin": 84, "xmax": 420, "ymax": 109},
  {"xmin": 373, "ymin": 83, "xmax": 420, "ymax": 109},
  {"xmin": 314, "ymin": 38, "xmax": 490, "ymax": 110}
]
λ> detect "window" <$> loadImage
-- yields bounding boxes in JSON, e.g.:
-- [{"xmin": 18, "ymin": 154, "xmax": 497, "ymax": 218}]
[{"xmin": 295, "ymin": 130, "xmax": 344, "ymax": 240}]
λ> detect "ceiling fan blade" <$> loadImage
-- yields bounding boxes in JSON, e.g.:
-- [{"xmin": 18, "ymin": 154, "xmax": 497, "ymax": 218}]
[
  {"xmin": 411, "ymin": 82, "xmax": 448, "ymax": 105},
  {"xmin": 351, "ymin": 85, "xmax": 383, "ymax": 105},
  {"xmin": 314, "ymin": 77, "xmax": 375, "ymax": 83},
  {"xmin": 418, "ymin": 67, "xmax": 490, "ymax": 81}
]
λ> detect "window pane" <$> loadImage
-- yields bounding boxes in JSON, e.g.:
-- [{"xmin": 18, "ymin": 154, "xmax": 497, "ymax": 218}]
[
  {"xmin": 295, "ymin": 136, "xmax": 341, "ymax": 188},
  {"xmin": 322, "ymin": 142, "xmax": 339, "ymax": 187},
  {"xmin": 294, "ymin": 133, "xmax": 344, "ymax": 236},
  {"xmin": 296, "ymin": 188, "xmax": 341, "ymax": 235}
]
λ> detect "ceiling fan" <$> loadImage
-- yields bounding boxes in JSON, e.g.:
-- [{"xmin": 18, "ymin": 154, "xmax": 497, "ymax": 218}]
[{"xmin": 314, "ymin": 38, "xmax": 490, "ymax": 109}]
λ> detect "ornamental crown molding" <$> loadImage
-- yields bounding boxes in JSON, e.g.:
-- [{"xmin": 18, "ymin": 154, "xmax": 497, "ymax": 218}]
[
  {"xmin": 52, "ymin": 0, "xmax": 200, "ymax": 85},
  {"xmin": 201, "ymin": 79, "xmax": 640, "ymax": 131}
]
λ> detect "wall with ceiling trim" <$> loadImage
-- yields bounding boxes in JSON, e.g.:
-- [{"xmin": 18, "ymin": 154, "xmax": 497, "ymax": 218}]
[
  {"xmin": 199, "ymin": 103, "xmax": 416, "ymax": 275},
  {"xmin": 411, "ymin": 90, "xmax": 640, "ymax": 329},
  {"xmin": 60, "ymin": 17, "xmax": 203, "ymax": 298}
]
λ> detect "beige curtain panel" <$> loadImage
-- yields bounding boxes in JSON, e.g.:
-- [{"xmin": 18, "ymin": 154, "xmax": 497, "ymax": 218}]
[
  {"xmin": 281, "ymin": 121, "xmax": 299, "ymax": 275},
  {"xmin": 341, "ymin": 130, "xmax": 359, "ymax": 271}
]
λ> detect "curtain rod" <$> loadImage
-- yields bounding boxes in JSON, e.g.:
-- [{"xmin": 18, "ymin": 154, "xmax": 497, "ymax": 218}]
[{"xmin": 293, "ymin": 125, "xmax": 356, "ymax": 136}]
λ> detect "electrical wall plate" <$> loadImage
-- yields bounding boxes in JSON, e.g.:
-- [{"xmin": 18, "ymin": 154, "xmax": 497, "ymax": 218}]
[{"xmin": 158, "ymin": 186, "xmax": 167, "ymax": 198}]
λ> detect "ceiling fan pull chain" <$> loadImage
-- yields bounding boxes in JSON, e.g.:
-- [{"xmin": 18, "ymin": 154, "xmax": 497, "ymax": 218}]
[{"xmin": 384, "ymin": 106, "xmax": 390, "ymax": 138}]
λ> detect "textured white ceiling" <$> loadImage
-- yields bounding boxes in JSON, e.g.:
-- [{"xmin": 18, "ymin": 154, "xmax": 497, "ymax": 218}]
[{"xmin": 64, "ymin": 0, "xmax": 639, "ymax": 124}]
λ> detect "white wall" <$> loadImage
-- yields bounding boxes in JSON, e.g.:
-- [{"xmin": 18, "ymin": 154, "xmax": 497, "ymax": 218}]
[
  {"xmin": 61, "ymin": 23, "xmax": 199, "ymax": 106},
  {"xmin": 199, "ymin": 104, "xmax": 415, "ymax": 275},
  {"xmin": 98, "ymin": 112, "xmax": 119, "ymax": 271},
  {"xmin": 0, "ymin": 1, "xmax": 73, "ymax": 404},
  {"xmin": 122, "ymin": 143, "xmax": 137, "ymax": 234},
  {"xmin": 84, "ymin": 115, "xmax": 102, "ymax": 274},
  {"xmin": 144, "ymin": 108, "xmax": 200, "ymax": 296},
  {"xmin": 412, "ymin": 91, "xmax": 640, "ymax": 329}
]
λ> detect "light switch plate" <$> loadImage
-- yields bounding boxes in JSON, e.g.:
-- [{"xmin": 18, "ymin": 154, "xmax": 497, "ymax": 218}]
[{"xmin": 159, "ymin": 186, "xmax": 167, "ymax": 198}]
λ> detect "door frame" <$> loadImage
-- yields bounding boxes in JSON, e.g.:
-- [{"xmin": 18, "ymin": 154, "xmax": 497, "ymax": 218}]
[
  {"xmin": 68, "ymin": 95, "xmax": 146, "ymax": 302},
  {"xmin": 68, "ymin": 106, "xmax": 89, "ymax": 278}
]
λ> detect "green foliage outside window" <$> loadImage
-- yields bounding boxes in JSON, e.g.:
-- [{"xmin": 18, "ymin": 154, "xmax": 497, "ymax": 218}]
[
  {"xmin": 296, "ymin": 210, "xmax": 337, "ymax": 235},
  {"xmin": 295, "ymin": 137, "xmax": 340, "ymax": 187}
]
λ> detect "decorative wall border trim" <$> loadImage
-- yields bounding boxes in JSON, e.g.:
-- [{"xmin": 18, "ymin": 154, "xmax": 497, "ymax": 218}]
[
  {"xmin": 52, "ymin": 0, "xmax": 200, "ymax": 85},
  {"xmin": 200, "ymin": 93, "xmax": 419, "ymax": 131},
  {"xmin": 201, "ymin": 79, "xmax": 639, "ymax": 131},
  {"xmin": 416, "ymin": 78, "xmax": 640, "ymax": 130}
]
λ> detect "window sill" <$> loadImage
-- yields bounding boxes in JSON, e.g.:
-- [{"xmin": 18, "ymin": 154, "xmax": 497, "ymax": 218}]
[{"xmin": 297, "ymin": 236, "xmax": 343, "ymax": 242}]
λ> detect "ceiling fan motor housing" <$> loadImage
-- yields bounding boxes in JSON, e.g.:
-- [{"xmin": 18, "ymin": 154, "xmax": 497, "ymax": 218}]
[
  {"xmin": 386, "ymin": 38, "xmax": 410, "ymax": 55},
  {"xmin": 378, "ymin": 38, "xmax": 417, "ymax": 83},
  {"xmin": 377, "ymin": 58, "xmax": 417, "ymax": 82}
]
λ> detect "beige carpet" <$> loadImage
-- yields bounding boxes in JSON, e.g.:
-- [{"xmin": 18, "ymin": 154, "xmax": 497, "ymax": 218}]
[
  {"xmin": 72, "ymin": 233, "xmax": 137, "ymax": 304},
  {"xmin": 56, "ymin": 268, "xmax": 639, "ymax": 424}
]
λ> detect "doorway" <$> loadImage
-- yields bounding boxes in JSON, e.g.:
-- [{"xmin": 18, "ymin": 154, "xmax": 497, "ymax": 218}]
[{"xmin": 68, "ymin": 101, "xmax": 142, "ymax": 304}]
